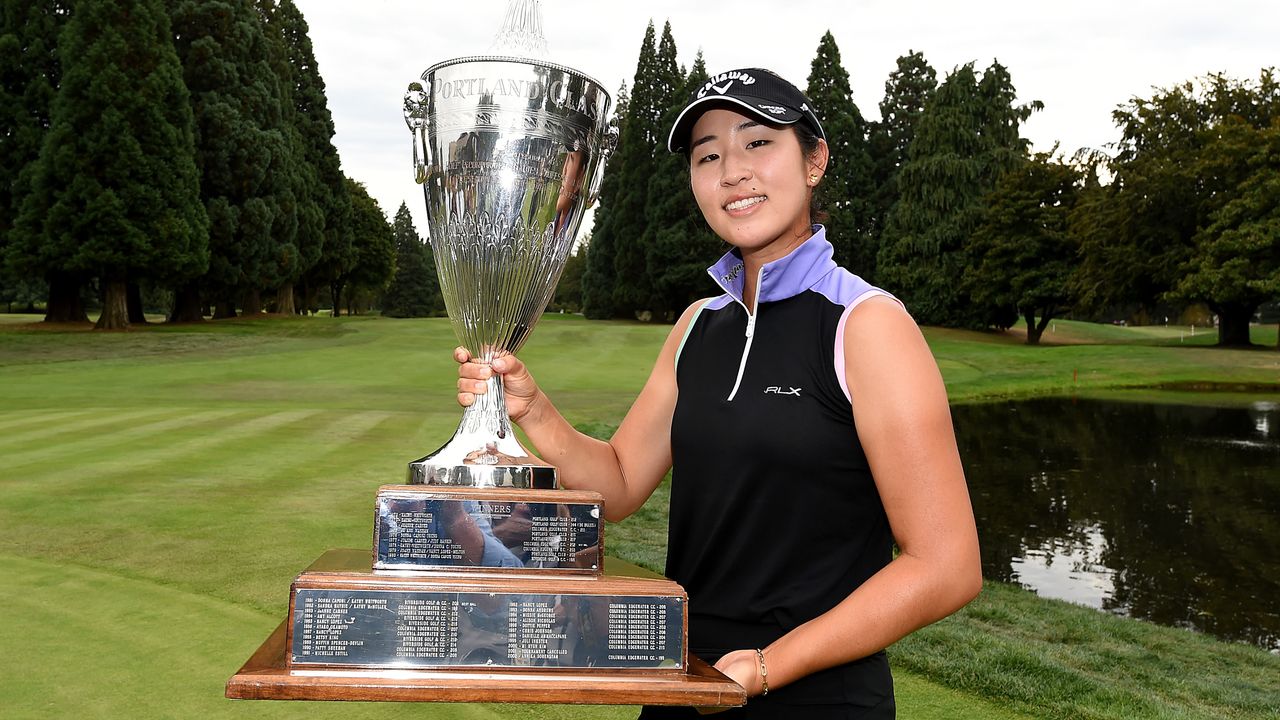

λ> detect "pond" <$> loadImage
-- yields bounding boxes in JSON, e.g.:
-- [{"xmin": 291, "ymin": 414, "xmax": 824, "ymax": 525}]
[{"xmin": 952, "ymin": 393, "xmax": 1280, "ymax": 652}]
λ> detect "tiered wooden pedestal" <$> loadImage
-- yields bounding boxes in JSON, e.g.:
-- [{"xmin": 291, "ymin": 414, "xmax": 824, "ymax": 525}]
[{"xmin": 226, "ymin": 487, "xmax": 745, "ymax": 708}]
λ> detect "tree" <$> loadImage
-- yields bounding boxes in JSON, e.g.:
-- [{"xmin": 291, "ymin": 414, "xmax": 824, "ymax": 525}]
[
  {"xmin": 580, "ymin": 79, "xmax": 628, "ymax": 318},
  {"xmin": 643, "ymin": 52, "xmax": 722, "ymax": 320},
  {"xmin": 257, "ymin": 0, "xmax": 347, "ymax": 316},
  {"xmin": 0, "ymin": 1, "xmax": 84, "ymax": 322},
  {"xmin": 336, "ymin": 178, "xmax": 393, "ymax": 315},
  {"xmin": 610, "ymin": 20, "xmax": 680, "ymax": 319},
  {"xmin": 868, "ymin": 51, "xmax": 936, "ymax": 258},
  {"xmin": 877, "ymin": 61, "xmax": 1038, "ymax": 327},
  {"xmin": 552, "ymin": 242, "xmax": 588, "ymax": 313},
  {"xmin": 1173, "ymin": 117, "xmax": 1280, "ymax": 346},
  {"xmin": 966, "ymin": 152, "xmax": 1082, "ymax": 344},
  {"xmin": 167, "ymin": 0, "xmax": 294, "ymax": 322},
  {"xmin": 382, "ymin": 202, "xmax": 442, "ymax": 317},
  {"xmin": 806, "ymin": 31, "xmax": 876, "ymax": 277},
  {"xmin": 1076, "ymin": 70, "xmax": 1280, "ymax": 345},
  {"xmin": 14, "ymin": 0, "xmax": 208, "ymax": 330}
]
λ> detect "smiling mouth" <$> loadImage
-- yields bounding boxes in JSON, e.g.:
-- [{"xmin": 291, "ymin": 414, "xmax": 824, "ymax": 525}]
[{"xmin": 725, "ymin": 196, "xmax": 766, "ymax": 211}]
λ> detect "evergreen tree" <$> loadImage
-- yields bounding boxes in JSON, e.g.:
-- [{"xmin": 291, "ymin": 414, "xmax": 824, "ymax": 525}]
[
  {"xmin": 965, "ymin": 152, "xmax": 1082, "ymax": 344},
  {"xmin": 257, "ymin": 0, "xmax": 345, "ymax": 316},
  {"xmin": 0, "ymin": 1, "xmax": 83, "ymax": 322},
  {"xmin": 167, "ymin": 0, "xmax": 294, "ymax": 322},
  {"xmin": 643, "ymin": 52, "xmax": 721, "ymax": 320},
  {"xmin": 552, "ymin": 243, "xmax": 588, "ymax": 313},
  {"xmin": 610, "ymin": 20, "xmax": 680, "ymax": 318},
  {"xmin": 580, "ymin": 80, "xmax": 628, "ymax": 318},
  {"xmin": 806, "ymin": 31, "xmax": 876, "ymax": 277},
  {"xmin": 337, "ymin": 178, "xmax": 393, "ymax": 315},
  {"xmin": 868, "ymin": 51, "xmax": 936, "ymax": 259},
  {"xmin": 382, "ymin": 201, "xmax": 441, "ymax": 317},
  {"xmin": 877, "ymin": 61, "xmax": 1037, "ymax": 327},
  {"xmin": 14, "ymin": 0, "xmax": 208, "ymax": 330}
]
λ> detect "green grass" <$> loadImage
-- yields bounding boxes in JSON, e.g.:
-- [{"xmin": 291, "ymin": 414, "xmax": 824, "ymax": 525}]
[{"xmin": 1, "ymin": 314, "xmax": 1277, "ymax": 719}]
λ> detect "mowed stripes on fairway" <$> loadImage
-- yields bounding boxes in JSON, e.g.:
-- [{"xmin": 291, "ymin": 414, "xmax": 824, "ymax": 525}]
[
  {"xmin": 0, "ymin": 554, "xmax": 566, "ymax": 720},
  {"xmin": 0, "ymin": 407, "xmax": 248, "ymax": 473}
]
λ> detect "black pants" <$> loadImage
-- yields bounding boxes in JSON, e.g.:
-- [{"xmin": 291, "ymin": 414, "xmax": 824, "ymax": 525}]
[
  {"xmin": 639, "ymin": 652, "xmax": 895, "ymax": 719},
  {"xmin": 637, "ymin": 694, "xmax": 895, "ymax": 719}
]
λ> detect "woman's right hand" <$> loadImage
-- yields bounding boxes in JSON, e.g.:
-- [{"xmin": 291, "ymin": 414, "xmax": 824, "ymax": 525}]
[{"xmin": 454, "ymin": 347, "xmax": 541, "ymax": 424}]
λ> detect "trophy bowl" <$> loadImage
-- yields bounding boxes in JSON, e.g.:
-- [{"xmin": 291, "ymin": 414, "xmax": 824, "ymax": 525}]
[{"xmin": 403, "ymin": 56, "xmax": 613, "ymax": 489}]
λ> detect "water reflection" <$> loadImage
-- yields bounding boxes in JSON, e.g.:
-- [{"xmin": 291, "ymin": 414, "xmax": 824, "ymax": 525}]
[{"xmin": 953, "ymin": 395, "xmax": 1280, "ymax": 651}]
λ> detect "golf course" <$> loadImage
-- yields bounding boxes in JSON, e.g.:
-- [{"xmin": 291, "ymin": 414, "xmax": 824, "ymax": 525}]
[{"xmin": 2, "ymin": 313, "xmax": 1278, "ymax": 719}]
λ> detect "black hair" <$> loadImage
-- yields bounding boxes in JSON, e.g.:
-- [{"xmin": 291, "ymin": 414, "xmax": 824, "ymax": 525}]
[{"xmin": 792, "ymin": 122, "xmax": 828, "ymax": 225}]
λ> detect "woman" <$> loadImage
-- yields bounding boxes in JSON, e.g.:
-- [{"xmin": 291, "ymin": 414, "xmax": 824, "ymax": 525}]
[{"xmin": 456, "ymin": 68, "xmax": 981, "ymax": 718}]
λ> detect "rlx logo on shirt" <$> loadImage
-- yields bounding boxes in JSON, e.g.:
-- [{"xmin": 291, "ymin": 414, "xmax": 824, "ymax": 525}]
[{"xmin": 763, "ymin": 386, "xmax": 802, "ymax": 396}]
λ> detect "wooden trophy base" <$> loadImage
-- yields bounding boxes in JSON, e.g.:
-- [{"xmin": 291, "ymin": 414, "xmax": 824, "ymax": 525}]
[{"xmin": 226, "ymin": 550, "xmax": 745, "ymax": 707}]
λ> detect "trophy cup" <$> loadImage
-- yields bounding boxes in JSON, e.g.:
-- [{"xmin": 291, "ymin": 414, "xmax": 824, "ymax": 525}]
[
  {"xmin": 225, "ymin": 2, "xmax": 743, "ymax": 707},
  {"xmin": 400, "ymin": 8, "xmax": 611, "ymax": 490}
]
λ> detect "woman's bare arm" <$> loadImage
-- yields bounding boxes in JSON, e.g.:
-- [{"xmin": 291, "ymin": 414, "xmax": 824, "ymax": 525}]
[
  {"xmin": 457, "ymin": 301, "xmax": 705, "ymax": 521},
  {"xmin": 714, "ymin": 296, "xmax": 982, "ymax": 694}
]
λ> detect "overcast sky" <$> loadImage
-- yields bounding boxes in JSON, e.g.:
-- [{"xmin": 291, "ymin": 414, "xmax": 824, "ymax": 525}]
[{"xmin": 294, "ymin": 0, "xmax": 1279, "ymax": 234}]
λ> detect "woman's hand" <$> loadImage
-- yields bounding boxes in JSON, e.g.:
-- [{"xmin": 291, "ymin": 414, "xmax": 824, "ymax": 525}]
[
  {"xmin": 454, "ymin": 347, "xmax": 541, "ymax": 423},
  {"xmin": 713, "ymin": 648, "xmax": 765, "ymax": 697}
]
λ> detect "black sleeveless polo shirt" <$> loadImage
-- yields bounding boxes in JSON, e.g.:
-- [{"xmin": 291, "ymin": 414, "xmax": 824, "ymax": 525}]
[{"xmin": 664, "ymin": 228, "xmax": 896, "ymax": 710}]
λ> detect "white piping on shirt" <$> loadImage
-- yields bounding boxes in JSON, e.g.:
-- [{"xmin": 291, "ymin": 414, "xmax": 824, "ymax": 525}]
[{"xmin": 725, "ymin": 266, "xmax": 764, "ymax": 401}]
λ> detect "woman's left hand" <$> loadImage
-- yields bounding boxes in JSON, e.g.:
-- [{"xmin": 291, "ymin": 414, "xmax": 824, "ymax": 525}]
[{"xmin": 713, "ymin": 649, "xmax": 765, "ymax": 697}]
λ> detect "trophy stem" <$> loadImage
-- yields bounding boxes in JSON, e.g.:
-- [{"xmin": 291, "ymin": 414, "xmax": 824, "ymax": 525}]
[{"xmin": 407, "ymin": 372, "xmax": 558, "ymax": 488}]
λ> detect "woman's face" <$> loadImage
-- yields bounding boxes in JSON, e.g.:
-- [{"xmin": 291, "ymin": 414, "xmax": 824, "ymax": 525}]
[{"xmin": 687, "ymin": 108, "xmax": 821, "ymax": 258}]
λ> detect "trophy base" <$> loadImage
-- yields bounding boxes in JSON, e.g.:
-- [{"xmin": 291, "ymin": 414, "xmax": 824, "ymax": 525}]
[
  {"xmin": 408, "ymin": 404, "xmax": 559, "ymax": 489},
  {"xmin": 225, "ymin": 622, "xmax": 745, "ymax": 706},
  {"xmin": 373, "ymin": 485, "xmax": 604, "ymax": 573},
  {"xmin": 407, "ymin": 457, "xmax": 558, "ymax": 489},
  {"xmin": 225, "ymin": 549, "xmax": 746, "ymax": 708}
]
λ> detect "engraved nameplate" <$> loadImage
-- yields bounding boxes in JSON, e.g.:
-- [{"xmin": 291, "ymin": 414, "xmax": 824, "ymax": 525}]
[
  {"xmin": 373, "ymin": 486, "xmax": 604, "ymax": 573},
  {"xmin": 289, "ymin": 587, "xmax": 683, "ymax": 670}
]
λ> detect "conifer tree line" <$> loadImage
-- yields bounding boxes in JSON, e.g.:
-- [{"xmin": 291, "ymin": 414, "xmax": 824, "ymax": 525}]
[
  {"xmin": 583, "ymin": 21, "xmax": 1280, "ymax": 347},
  {"xmin": 0, "ymin": 0, "xmax": 407, "ymax": 329}
]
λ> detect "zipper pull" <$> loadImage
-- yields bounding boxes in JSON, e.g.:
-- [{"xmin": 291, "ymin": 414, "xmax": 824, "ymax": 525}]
[{"xmin": 745, "ymin": 313, "xmax": 756, "ymax": 339}]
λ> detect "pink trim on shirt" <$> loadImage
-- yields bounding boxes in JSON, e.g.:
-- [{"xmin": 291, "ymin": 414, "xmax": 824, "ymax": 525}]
[{"xmin": 834, "ymin": 290, "xmax": 904, "ymax": 403}]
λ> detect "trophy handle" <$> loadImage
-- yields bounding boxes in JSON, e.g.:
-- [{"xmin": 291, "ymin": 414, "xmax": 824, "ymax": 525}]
[
  {"xmin": 584, "ymin": 125, "xmax": 618, "ymax": 207},
  {"xmin": 404, "ymin": 81, "xmax": 430, "ymax": 184}
]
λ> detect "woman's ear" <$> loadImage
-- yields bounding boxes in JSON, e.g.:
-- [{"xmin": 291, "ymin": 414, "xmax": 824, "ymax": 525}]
[{"xmin": 809, "ymin": 138, "xmax": 830, "ymax": 179}]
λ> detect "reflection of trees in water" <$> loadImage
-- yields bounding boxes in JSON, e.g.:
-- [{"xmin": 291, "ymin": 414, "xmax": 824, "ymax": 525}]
[{"xmin": 954, "ymin": 398, "xmax": 1280, "ymax": 650}]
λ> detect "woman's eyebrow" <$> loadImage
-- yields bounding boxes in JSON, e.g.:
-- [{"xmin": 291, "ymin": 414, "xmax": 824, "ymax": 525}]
[{"xmin": 690, "ymin": 120, "xmax": 766, "ymax": 151}]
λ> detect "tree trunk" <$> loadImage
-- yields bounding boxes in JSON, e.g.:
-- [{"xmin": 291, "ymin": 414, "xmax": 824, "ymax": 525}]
[
  {"xmin": 213, "ymin": 298, "xmax": 237, "ymax": 319},
  {"xmin": 44, "ymin": 271, "xmax": 88, "ymax": 323},
  {"xmin": 95, "ymin": 276, "xmax": 130, "ymax": 330},
  {"xmin": 169, "ymin": 283, "xmax": 204, "ymax": 323},
  {"xmin": 1024, "ymin": 310, "xmax": 1042, "ymax": 345},
  {"xmin": 1215, "ymin": 303, "xmax": 1255, "ymax": 347},
  {"xmin": 331, "ymin": 281, "xmax": 343, "ymax": 317},
  {"xmin": 276, "ymin": 283, "xmax": 296, "ymax": 316},
  {"xmin": 242, "ymin": 288, "xmax": 263, "ymax": 316},
  {"xmin": 303, "ymin": 283, "xmax": 320, "ymax": 315},
  {"xmin": 126, "ymin": 281, "xmax": 148, "ymax": 324},
  {"xmin": 1025, "ymin": 308, "xmax": 1055, "ymax": 346}
]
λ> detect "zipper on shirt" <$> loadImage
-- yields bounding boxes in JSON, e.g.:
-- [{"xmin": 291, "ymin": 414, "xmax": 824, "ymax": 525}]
[{"xmin": 726, "ymin": 266, "xmax": 764, "ymax": 401}]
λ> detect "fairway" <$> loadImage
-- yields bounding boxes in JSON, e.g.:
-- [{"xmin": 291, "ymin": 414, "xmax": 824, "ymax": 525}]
[{"xmin": 1, "ymin": 315, "xmax": 1035, "ymax": 720}]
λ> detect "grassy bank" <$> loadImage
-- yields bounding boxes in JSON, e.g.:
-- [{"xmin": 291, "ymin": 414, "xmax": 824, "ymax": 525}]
[{"xmin": 1, "ymin": 314, "xmax": 1276, "ymax": 719}]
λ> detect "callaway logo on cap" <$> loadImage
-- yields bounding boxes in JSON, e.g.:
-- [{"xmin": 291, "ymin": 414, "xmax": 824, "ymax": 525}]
[{"xmin": 668, "ymin": 67, "xmax": 825, "ymax": 153}]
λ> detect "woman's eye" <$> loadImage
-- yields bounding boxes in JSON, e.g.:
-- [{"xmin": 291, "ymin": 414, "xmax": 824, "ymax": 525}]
[
  {"xmin": 696, "ymin": 153, "xmax": 719, "ymax": 164},
  {"xmin": 746, "ymin": 139, "xmax": 770, "ymax": 149}
]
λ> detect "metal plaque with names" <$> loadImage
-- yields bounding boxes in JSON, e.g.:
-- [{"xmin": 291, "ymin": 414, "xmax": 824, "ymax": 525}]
[
  {"xmin": 373, "ymin": 486, "xmax": 603, "ymax": 573},
  {"xmin": 289, "ymin": 587, "xmax": 683, "ymax": 670}
]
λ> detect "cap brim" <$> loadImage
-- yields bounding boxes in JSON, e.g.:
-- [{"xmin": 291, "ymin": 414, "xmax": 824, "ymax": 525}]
[{"xmin": 667, "ymin": 95, "xmax": 804, "ymax": 153}]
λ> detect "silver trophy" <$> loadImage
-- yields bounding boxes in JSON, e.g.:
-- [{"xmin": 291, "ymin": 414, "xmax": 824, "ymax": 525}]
[{"xmin": 402, "ymin": 1, "xmax": 613, "ymax": 489}]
